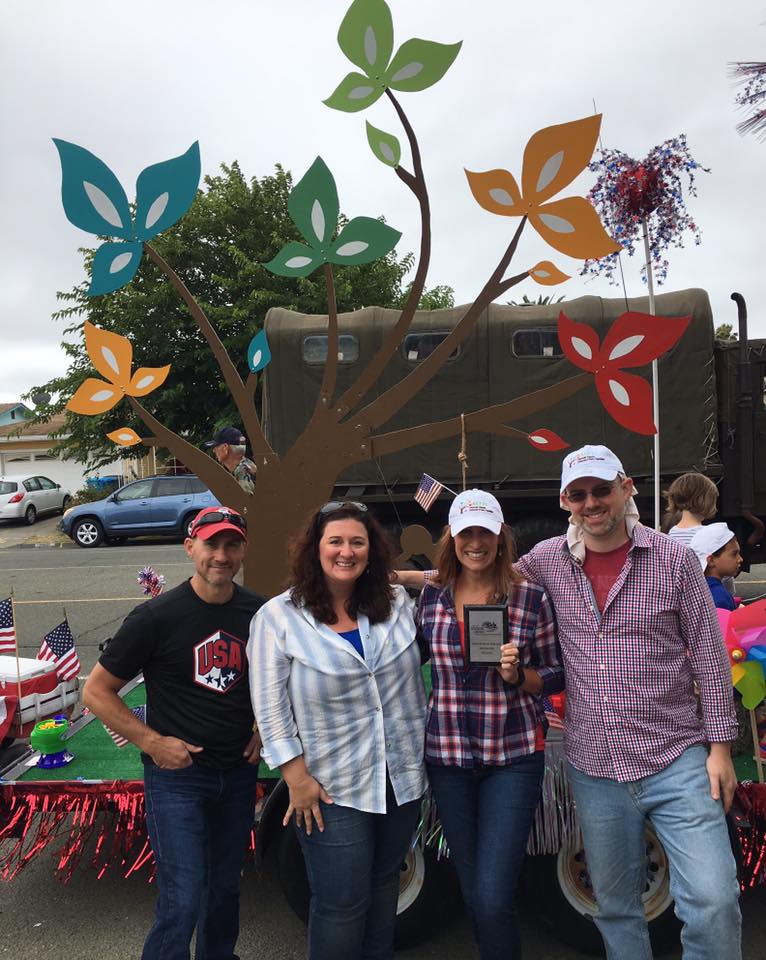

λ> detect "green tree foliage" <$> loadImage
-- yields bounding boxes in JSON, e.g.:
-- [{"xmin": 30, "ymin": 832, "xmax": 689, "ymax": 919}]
[
  {"xmin": 28, "ymin": 162, "xmax": 452, "ymax": 468},
  {"xmin": 714, "ymin": 322, "xmax": 738, "ymax": 342}
]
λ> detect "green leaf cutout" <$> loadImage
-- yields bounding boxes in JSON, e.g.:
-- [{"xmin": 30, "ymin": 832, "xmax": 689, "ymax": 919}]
[
  {"xmin": 385, "ymin": 38, "xmax": 462, "ymax": 92},
  {"xmin": 288, "ymin": 157, "xmax": 339, "ymax": 247},
  {"xmin": 265, "ymin": 241, "xmax": 322, "ymax": 278},
  {"xmin": 328, "ymin": 217, "xmax": 401, "ymax": 266},
  {"xmin": 338, "ymin": 0, "xmax": 394, "ymax": 76},
  {"xmin": 365, "ymin": 122, "xmax": 401, "ymax": 167},
  {"xmin": 324, "ymin": 71, "xmax": 385, "ymax": 113}
]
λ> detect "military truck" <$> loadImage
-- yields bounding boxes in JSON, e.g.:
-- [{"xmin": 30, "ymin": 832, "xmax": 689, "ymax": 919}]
[{"xmin": 262, "ymin": 287, "xmax": 765, "ymax": 561}]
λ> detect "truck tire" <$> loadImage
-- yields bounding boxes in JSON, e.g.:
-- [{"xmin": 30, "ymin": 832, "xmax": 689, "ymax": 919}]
[
  {"xmin": 522, "ymin": 825, "xmax": 680, "ymax": 955},
  {"xmin": 276, "ymin": 822, "xmax": 463, "ymax": 948}
]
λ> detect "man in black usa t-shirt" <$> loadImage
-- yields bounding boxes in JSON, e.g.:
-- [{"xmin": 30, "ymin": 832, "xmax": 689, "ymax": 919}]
[{"xmin": 83, "ymin": 506, "xmax": 265, "ymax": 960}]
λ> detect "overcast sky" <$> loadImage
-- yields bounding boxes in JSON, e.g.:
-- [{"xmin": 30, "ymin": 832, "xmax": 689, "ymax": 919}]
[{"xmin": 1, "ymin": 0, "xmax": 763, "ymax": 405}]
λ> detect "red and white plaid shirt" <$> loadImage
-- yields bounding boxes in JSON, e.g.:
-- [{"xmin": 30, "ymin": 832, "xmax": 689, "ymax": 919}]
[
  {"xmin": 416, "ymin": 581, "xmax": 564, "ymax": 767},
  {"xmin": 515, "ymin": 524, "xmax": 738, "ymax": 782}
]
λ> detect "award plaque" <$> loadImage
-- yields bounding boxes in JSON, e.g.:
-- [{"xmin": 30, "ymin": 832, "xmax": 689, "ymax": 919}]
[{"xmin": 464, "ymin": 604, "xmax": 508, "ymax": 666}]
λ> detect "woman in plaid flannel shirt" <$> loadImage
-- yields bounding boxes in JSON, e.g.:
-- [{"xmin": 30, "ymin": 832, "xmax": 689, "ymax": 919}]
[{"xmin": 415, "ymin": 490, "xmax": 564, "ymax": 960}]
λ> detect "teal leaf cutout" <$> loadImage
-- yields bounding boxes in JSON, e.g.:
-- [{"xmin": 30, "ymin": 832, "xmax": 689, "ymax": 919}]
[
  {"xmin": 324, "ymin": 71, "xmax": 385, "ymax": 113},
  {"xmin": 265, "ymin": 241, "xmax": 323, "ymax": 278},
  {"xmin": 385, "ymin": 38, "xmax": 462, "ymax": 92},
  {"xmin": 289, "ymin": 157, "xmax": 339, "ymax": 247},
  {"xmin": 89, "ymin": 241, "xmax": 143, "ymax": 296},
  {"xmin": 338, "ymin": 0, "xmax": 394, "ymax": 76},
  {"xmin": 134, "ymin": 142, "xmax": 201, "ymax": 241},
  {"xmin": 53, "ymin": 139, "xmax": 133, "ymax": 239},
  {"xmin": 328, "ymin": 217, "xmax": 401, "ymax": 266},
  {"xmin": 365, "ymin": 121, "xmax": 401, "ymax": 167},
  {"xmin": 247, "ymin": 329, "xmax": 272, "ymax": 373}
]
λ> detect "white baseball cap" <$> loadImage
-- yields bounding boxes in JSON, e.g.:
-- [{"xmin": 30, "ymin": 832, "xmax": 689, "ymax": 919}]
[
  {"xmin": 448, "ymin": 489, "xmax": 503, "ymax": 537},
  {"xmin": 560, "ymin": 445, "xmax": 625, "ymax": 494},
  {"xmin": 689, "ymin": 523, "xmax": 736, "ymax": 569}
]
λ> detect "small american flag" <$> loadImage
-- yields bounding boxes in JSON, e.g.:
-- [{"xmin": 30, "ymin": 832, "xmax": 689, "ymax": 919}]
[
  {"xmin": 103, "ymin": 704, "xmax": 146, "ymax": 748},
  {"xmin": 542, "ymin": 695, "xmax": 565, "ymax": 731},
  {"xmin": 0, "ymin": 598, "xmax": 16, "ymax": 654},
  {"xmin": 414, "ymin": 474, "xmax": 444, "ymax": 512},
  {"xmin": 37, "ymin": 620, "xmax": 81, "ymax": 682}
]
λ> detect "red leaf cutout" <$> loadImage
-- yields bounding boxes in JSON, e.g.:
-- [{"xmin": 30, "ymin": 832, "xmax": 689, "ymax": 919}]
[
  {"xmin": 599, "ymin": 312, "xmax": 691, "ymax": 369},
  {"xmin": 527, "ymin": 428, "xmax": 570, "ymax": 452},
  {"xmin": 557, "ymin": 311, "xmax": 600, "ymax": 372},
  {"xmin": 595, "ymin": 370, "xmax": 656, "ymax": 435}
]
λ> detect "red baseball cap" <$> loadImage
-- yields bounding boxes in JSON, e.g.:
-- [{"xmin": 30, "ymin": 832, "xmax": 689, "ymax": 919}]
[{"xmin": 189, "ymin": 507, "xmax": 247, "ymax": 542}]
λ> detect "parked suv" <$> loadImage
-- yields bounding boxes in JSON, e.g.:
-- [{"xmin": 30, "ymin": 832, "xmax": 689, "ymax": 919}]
[
  {"xmin": 0, "ymin": 474, "xmax": 72, "ymax": 525},
  {"xmin": 60, "ymin": 475, "xmax": 221, "ymax": 547}
]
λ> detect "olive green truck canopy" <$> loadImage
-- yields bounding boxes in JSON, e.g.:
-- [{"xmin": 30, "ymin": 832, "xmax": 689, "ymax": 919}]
[{"xmin": 262, "ymin": 288, "xmax": 718, "ymax": 495}]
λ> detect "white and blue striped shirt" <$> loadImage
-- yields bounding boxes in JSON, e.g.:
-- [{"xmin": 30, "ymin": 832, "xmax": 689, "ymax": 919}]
[{"xmin": 248, "ymin": 585, "xmax": 427, "ymax": 814}]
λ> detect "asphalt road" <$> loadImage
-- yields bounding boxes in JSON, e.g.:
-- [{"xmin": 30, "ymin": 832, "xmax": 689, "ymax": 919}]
[{"xmin": 1, "ymin": 541, "xmax": 765, "ymax": 958}]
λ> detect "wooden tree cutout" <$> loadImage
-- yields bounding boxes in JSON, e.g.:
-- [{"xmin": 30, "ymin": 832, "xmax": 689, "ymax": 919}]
[{"xmin": 54, "ymin": 0, "xmax": 690, "ymax": 594}]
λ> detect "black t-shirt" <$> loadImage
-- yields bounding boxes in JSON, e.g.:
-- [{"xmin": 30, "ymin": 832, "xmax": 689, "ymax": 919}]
[{"xmin": 100, "ymin": 580, "xmax": 265, "ymax": 769}]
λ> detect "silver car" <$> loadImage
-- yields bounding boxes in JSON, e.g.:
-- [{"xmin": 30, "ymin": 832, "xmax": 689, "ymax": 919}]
[{"xmin": 0, "ymin": 474, "xmax": 72, "ymax": 525}]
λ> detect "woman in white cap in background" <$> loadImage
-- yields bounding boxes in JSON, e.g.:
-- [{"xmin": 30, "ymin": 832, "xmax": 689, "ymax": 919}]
[{"xmin": 415, "ymin": 489, "xmax": 563, "ymax": 960}]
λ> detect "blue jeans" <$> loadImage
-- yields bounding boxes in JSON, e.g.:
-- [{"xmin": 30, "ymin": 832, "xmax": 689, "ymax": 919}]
[
  {"xmin": 427, "ymin": 753, "xmax": 545, "ymax": 960},
  {"xmin": 567, "ymin": 745, "xmax": 741, "ymax": 960},
  {"xmin": 142, "ymin": 760, "xmax": 260, "ymax": 960},
  {"xmin": 295, "ymin": 779, "xmax": 421, "ymax": 960}
]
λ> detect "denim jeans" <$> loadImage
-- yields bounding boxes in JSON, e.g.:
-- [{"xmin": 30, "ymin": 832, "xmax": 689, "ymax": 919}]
[
  {"xmin": 295, "ymin": 779, "xmax": 421, "ymax": 960},
  {"xmin": 427, "ymin": 753, "xmax": 545, "ymax": 960},
  {"xmin": 142, "ymin": 760, "xmax": 260, "ymax": 960},
  {"xmin": 567, "ymin": 745, "xmax": 741, "ymax": 960}
]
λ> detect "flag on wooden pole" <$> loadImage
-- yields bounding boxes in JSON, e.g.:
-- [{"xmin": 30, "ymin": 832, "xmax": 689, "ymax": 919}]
[
  {"xmin": 0, "ymin": 598, "xmax": 16, "ymax": 654},
  {"xmin": 103, "ymin": 704, "xmax": 146, "ymax": 748},
  {"xmin": 37, "ymin": 620, "xmax": 81, "ymax": 682}
]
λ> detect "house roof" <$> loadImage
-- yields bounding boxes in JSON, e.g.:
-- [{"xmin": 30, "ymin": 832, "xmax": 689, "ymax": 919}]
[
  {"xmin": 0, "ymin": 413, "xmax": 68, "ymax": 439},
  {"xmin": 0, "ymin": 402, "xmax": 27, "ymax": 415}
]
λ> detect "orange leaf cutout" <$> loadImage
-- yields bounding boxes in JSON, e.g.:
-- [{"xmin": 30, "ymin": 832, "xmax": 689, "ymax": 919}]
[
  {"xmin": 67, "ymin": 378, "xmax": 122, "ymax": 415},
  {"xmin": 529, "ymin": 197, "xmax": 621, "ymax": 259},
  {"xmin": 127, "ymin": 365, "xmax": 171, "ymax": 397},
  {"xmin": 107, "ymin": 427, "xmax": 142, "ymax": 447},
  {"xmin": 465, "ymin": 168, "xmax": 523, "ymax": 216},
  {"xmin": 521, "ymin": 115, "xmax": 602, "ymax": 205},
  {"xmin": 84, "ymin": 321, "xmax": 133, "ymax": 389},
  {"xmin": 529, "ymin": 261, "xmax": 570, "ymax": 286}
]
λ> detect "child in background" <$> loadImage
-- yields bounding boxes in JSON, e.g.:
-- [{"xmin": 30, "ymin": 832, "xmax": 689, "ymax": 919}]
[
  {"xmin": 689, "ymin": 523, "xmax": 743, "ymax": 611},
  {"xmin": 663, "ymin": 472, "xmax": 719, "ymax": 543},
  {"xmin": 664, "ymin": 472, "xmax": 736, "ymax": 595}
]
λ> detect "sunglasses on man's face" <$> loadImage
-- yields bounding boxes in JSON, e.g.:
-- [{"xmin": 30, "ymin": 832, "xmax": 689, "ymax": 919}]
[
  {"xmin": 190, "ymin": 510, "xmax": 247, "ymax": 536},
  {"xmin": 564, "ymin": 482, "xmax": 618, "ymax": 504},
  {"xmin": 319, "ymin": 501, "xmax": 368, "ymax": 515}
]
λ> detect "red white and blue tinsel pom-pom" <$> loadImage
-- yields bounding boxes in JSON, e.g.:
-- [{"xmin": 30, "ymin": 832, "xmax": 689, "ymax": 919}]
[
  {"xmin": 580, "ymin": 135, "xmax": 709, "ymax": 287},
  {"xmin": 137, "ymin": 566, "xmax": 165, "ymax": 598}
]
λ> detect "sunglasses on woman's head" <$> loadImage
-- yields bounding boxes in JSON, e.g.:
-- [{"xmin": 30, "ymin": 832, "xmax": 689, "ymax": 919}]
[
  {"xmin": 319, "ymin": 501, "xmax": 368, "ymax": 515},
  {"xmin": 190, "ymin": 510, "xmax": 248, "ymax": 535},
  {"xmin": 564, "ymin": 482, "xmax": 617, "ymax": 503}
]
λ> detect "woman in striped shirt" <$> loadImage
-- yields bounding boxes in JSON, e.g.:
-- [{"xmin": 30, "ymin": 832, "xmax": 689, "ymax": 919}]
[{"xmin": 249, "ymin": 501, "xmax": 426, "ymax": 960}]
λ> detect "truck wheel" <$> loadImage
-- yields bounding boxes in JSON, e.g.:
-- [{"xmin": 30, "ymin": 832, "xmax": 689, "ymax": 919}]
[
  {"xmin": 276, "ymin": 825, "xmax": 462, "ymax": 948},
  {"xmin": 522, "ymin": 825, "xmax": 680, "ymax": 955}
]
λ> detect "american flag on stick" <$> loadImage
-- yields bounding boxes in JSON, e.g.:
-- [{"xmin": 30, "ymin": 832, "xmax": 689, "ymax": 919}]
[
  {"xmin": 37, "ymin": 619, "xmax": 81, "ymax": 682},
  {"xmin": 414, "ymin": 474, "xmax": 444, "ymax": 512},
  {"xmin": 104, "ymin": 704, "xmax": 146, "ymax": 748},
  {"xmin": 0, "ymin": 598, "xmax": 16, "ymax": 654},
  {"xmin": 542, "ymin": 696, "xmax": 565, "ymax": 731}
]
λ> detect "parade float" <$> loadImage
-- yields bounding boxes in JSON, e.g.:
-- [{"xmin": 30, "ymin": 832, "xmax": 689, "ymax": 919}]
[{"xmin": 2, "ymin": 0, "xmax": 766, "ymax": 953}]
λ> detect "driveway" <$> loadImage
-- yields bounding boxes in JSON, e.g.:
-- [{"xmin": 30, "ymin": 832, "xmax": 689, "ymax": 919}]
[{"xmin": 0, "ymin": 514, "xmax": 70, "ymax": 548}]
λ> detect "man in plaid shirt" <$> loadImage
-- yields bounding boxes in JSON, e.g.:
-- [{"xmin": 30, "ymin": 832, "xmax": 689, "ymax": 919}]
[{"xmin": 515, "ymin": 445, "xmax": 741, "ymax": 960}]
